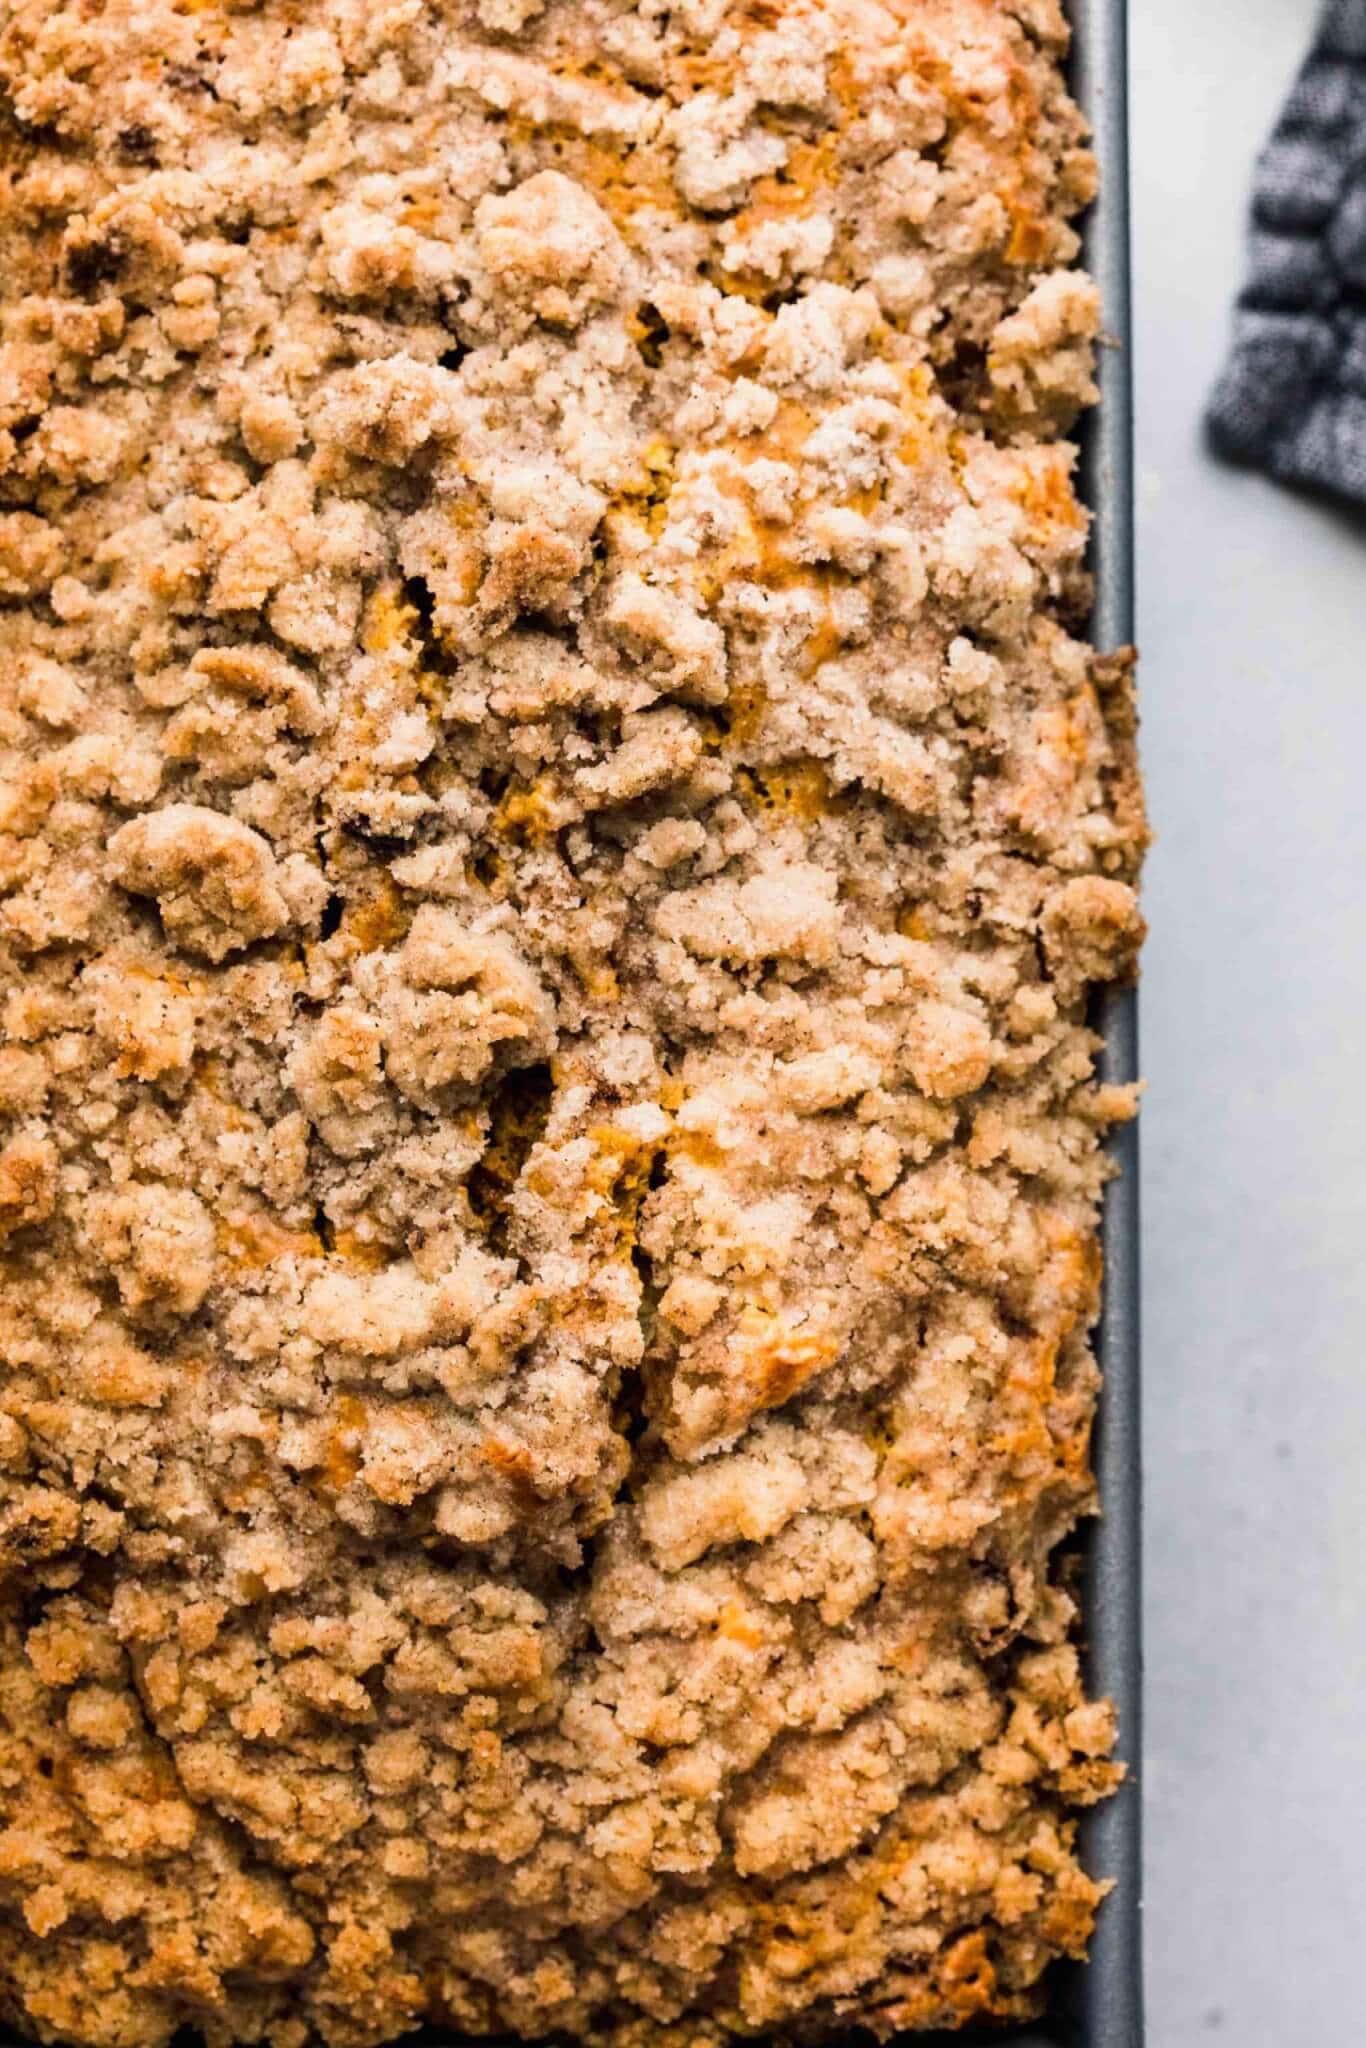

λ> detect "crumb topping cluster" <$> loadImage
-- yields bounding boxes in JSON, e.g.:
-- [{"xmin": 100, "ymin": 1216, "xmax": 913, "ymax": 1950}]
[{"xmin": 0, "ymin": 0, "xmax": 1144, "ymax": 2042}]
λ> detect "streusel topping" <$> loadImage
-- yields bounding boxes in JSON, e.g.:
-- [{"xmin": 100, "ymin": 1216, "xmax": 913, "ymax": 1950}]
[{"xmin": 0, "ymin": 0, "xmax": 1144, "ymax": 2042}]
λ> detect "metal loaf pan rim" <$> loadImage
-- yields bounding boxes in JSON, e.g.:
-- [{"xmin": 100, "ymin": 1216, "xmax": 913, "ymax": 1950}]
[{"xmin": 1057, "ymin": 0, "xmax": 1144, "ymax": 2040}]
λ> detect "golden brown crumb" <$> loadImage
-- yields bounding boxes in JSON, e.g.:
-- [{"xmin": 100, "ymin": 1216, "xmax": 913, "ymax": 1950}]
[{"xmin": 0, "ymin": 0, "xmax": 1143, "ymax": 2043}]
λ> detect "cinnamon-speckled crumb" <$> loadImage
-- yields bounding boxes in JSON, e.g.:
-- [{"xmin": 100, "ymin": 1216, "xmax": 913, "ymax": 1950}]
[{"xmin": 0, "ymin": 0, "xmax": 1144, "ymax": 2042}]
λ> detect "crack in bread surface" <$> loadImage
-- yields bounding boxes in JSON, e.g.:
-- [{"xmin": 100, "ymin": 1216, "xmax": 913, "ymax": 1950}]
[{"xmin": 0, "ymin": 0, "xmax": 1145, "ymax": 2042}]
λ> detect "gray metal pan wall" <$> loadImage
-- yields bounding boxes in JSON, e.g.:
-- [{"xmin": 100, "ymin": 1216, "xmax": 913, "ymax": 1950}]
[{"xmin": 1063, "ymin": 0, "xmax": 1143, "ymax": 2039}]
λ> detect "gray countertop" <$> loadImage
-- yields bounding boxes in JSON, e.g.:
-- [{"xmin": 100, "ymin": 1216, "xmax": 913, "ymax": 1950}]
[{"xmin": 1132, "ymin": 2, "xmax": 1366, "ymax": 2041}]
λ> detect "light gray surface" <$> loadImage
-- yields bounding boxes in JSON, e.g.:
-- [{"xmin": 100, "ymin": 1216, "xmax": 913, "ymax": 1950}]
[{"xmin": 1132, "ymin": 3, "xmax": 1366, "ymax": 2043}]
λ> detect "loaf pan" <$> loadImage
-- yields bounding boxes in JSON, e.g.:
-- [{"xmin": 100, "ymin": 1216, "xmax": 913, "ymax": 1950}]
[
  {"xmin": 929, "ymin": 0, "xmax": 1145, "ymax": 2039},
  {"xmin": 881, "ymin": 0, "xmax": 1145, "ymax": 2041},
  {"xmin": 0, "ymin": 2, "xmax": 1141, "ymax": 2045}
]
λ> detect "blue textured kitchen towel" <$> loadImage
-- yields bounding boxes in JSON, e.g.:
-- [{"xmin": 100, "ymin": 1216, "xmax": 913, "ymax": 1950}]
[{"xmin": 1206, "ymin": 0, "xmax": 1366, "ymax": 504}]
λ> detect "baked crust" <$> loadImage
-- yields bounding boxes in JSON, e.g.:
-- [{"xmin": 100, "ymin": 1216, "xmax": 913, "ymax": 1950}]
[{"xmin": 0, "ymin": 0, "xmax": 1144, "ymax": 2043}]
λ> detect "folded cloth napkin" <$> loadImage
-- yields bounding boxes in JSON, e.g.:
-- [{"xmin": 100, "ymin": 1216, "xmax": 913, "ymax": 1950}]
[{"xmin": 1206, "ymin": 0, "xmax": 1366, "ymax": 504}]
